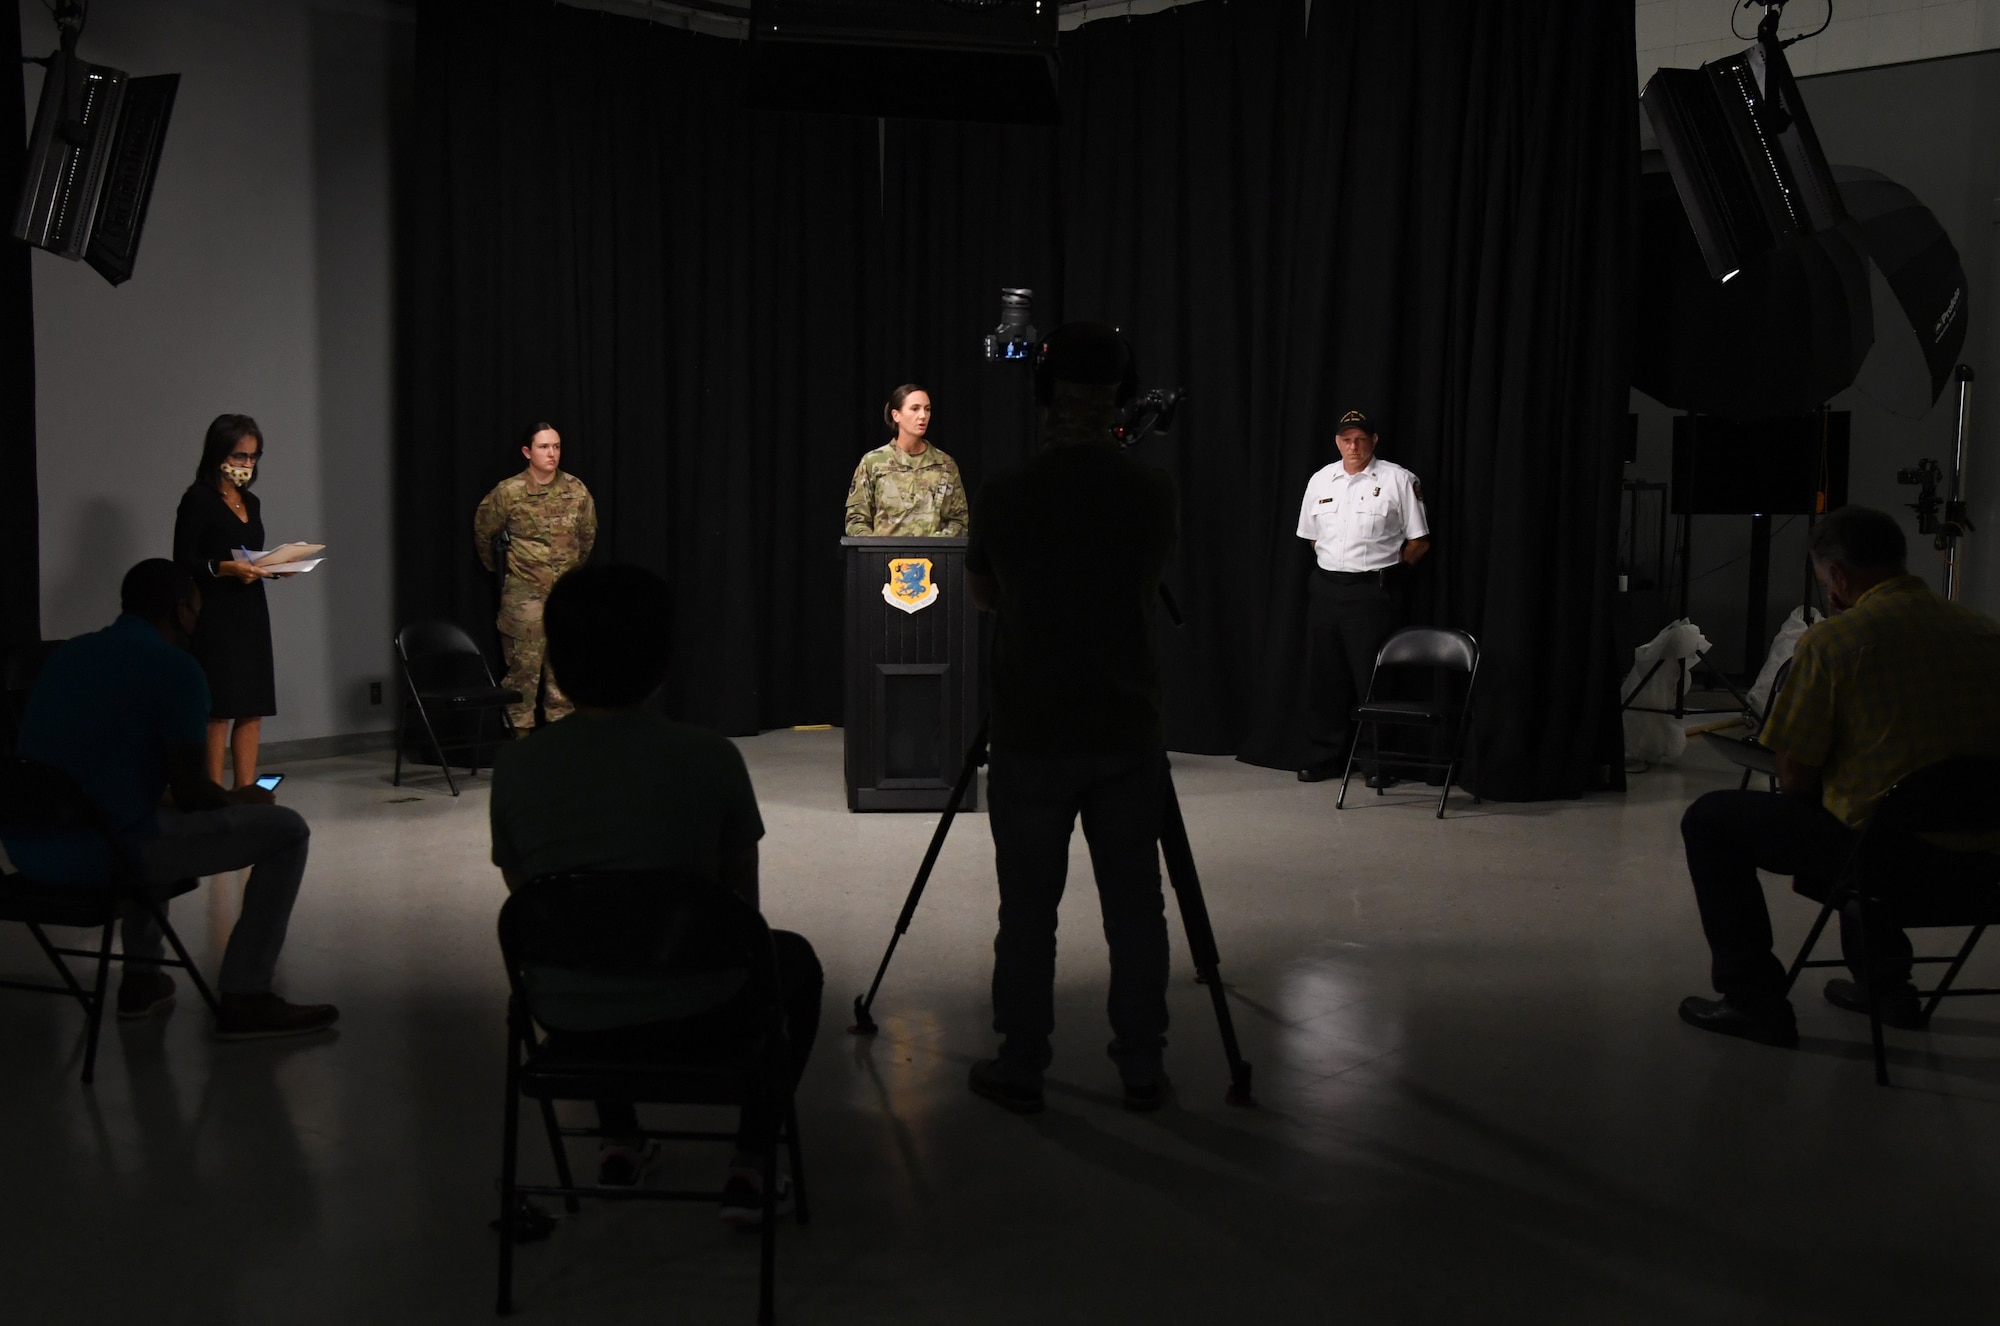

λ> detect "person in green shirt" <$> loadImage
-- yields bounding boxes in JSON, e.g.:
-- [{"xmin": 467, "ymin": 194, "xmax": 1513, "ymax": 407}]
[{"xmin": 489, "ymin": 564, "xmax": 821, "ymax": 1219}]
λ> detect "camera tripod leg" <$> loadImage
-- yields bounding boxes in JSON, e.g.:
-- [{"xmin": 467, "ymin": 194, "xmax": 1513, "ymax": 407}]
[
  {"xmin": 849, "ymin": 719, "xmax": 990, "ymax": 1036},
  {"xmin": 1159, "ymin": 773, "xmax": 1257, "ymax": 1107}
]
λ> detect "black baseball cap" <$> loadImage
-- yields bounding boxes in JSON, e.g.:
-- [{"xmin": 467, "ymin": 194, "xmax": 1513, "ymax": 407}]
[{"xmin": 1335, "ymin": 409, "xmax": 1379, "ymax": 436}]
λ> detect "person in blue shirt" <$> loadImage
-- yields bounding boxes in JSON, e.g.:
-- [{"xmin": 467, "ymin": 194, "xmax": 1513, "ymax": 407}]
[{"xmin": 7, "ymin": 559, "xmax": 337, "ymax": 1039}]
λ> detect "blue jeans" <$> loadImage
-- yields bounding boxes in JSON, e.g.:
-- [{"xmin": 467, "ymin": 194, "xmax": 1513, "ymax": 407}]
[
  {"xmin": 986, "ymin": 750, "xmax": 1170, "ymax": 1085},
  {"xmin": 135, "ymin": 804, "xmax": 310, "ymax": 996}
]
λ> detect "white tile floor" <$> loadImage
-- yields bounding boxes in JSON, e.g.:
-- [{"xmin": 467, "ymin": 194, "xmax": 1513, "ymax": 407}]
[{"xmin": 4, "ymin": 730, "xmax": 1998, "ymax": 1324}]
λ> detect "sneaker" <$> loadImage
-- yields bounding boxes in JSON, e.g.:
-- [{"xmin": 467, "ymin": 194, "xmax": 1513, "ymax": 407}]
[
  {"xmin": 596, "ymin": 1141, "xmax": 658, "ymax": 1188},
  {"xmin": 719, "ymin": 1167, "xmax": 795, "ymax": 1230},
  {"xmin": 968, "ymin": 1058, "xmax": 1046, "ymax": 1114},
  {"xmin": 1121, "ymin": 1076, "xmax": 1172, "ymax": 1113},
  {"xmin": 117, "ymin": 971, "xmax": 177, "ymax": 1020},
  {"xmin": 1824, "ymin": 978, "xmax": 1927, "ymax": 1030},
  {"xmin": 213, "ymin": 992, "xmax": 339, "ymax": 1040}
]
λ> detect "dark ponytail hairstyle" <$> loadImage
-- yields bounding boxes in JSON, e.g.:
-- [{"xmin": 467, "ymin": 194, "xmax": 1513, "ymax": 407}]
[
  {"xmin": 195, "ymin": 414, "xmax": 264, "ymax": 489},
  {"xmin": 882, "ymin": 385, "xmax": 928, "ymax": 431},
  {"xmin": 520, "ymin": 421, "xmax": 560, "ymax": 451}
]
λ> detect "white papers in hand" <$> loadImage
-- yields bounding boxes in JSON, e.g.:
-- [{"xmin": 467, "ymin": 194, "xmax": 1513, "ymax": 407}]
[{"xmin": 235, "ymin": 543, "xmax": 328, "ymax": 574}]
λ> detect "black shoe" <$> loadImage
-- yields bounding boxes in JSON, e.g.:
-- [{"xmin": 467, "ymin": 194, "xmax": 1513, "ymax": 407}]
[
  {"xmin": 1823, "ymin": 978, "xmax": 1926, "ymax": 1029},
  {"xmin": 969, "ymin": 1058, "xmax": 1045, "ymax": 1114},
  {"xmin": 117, "ymin": 971, "xmax": 176, "ymax": 1020},
  {"xmin": 490, "ymin": 1196, "xmax": 556, "ymax": 1242},
  {"xmin": 1365, "ymin": 771, "xmax": 1398, "ymax": 789},
  {"xmin": 1297, "ymin": 760, "xmax": 1344, "ymax": 783},
  {"xmin": 1677, "ymin": 995, "xmax": 1798, "ymax": 1048},
  {"xmin": 214, "ymin": 992, "xmax": 339, "ymax": 1040},
  {"xmin": 1121, "ymin": 1077, "xmax": 1171, "ymax": 1113}
]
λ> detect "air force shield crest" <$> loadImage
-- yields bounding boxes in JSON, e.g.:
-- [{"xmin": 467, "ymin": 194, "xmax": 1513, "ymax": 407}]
[{"xmin": 883, "ymin": 557, "xmax": 938, "ymax": 614}]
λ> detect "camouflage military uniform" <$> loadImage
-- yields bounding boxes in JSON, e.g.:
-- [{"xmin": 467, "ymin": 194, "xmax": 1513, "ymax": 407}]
[
  {"xmin": 474, "ymin": 469, "xmax": 597, "ymax": 729},
  {"xmin": 844, "ymin": 442, "xmax": 969, "ymax": 537}
]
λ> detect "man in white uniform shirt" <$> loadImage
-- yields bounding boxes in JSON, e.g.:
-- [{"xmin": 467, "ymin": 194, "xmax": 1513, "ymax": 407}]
[{"xmin": 1294, "ymin": 410, "xmax": 1431, "ymax": 782}]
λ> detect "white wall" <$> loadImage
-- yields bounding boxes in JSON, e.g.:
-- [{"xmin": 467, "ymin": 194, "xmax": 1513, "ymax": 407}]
[
  {"xmin": 22, "ymin": 0, "xmax": 410, "ymax": 745},
  {"xmin": 1638, "ymin": 0, "xmax": 2000, "ymax": 85}
]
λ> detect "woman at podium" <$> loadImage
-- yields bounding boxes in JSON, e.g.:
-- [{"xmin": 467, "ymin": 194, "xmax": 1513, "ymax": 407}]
[{"xmin": 843, "ymin": 385, "xmax": 969, "ymax": 537}]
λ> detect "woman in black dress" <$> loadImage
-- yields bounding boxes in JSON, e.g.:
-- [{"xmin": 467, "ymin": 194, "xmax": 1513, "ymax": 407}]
[{"xmin": 174, "ymin": 414, "xmax": 279, "ymax": 787}]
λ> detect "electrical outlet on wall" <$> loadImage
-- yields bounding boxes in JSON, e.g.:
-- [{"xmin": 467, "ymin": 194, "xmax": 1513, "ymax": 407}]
[{"xmin": 369, "ymin": 681, "xmax": 383, "ymax": 705}]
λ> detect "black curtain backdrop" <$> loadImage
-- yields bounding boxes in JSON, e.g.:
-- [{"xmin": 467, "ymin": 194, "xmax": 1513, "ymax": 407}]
[
  {"xmin": 2, "ymin": 0, "xmax": 39, "ymax": 659},
  {"xmin": 407, "ymin": 0, "xmax": 1634, "ymax": 799}
]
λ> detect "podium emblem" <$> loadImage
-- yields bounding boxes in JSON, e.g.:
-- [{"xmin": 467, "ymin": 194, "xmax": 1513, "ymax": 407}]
[{"xmin": 882, "ymin": 558, "xmax": 938, "ymax": 614}]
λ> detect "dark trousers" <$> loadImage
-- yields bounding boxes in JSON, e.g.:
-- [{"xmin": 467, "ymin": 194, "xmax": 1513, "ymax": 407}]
[
  {"xmin": 1681, "ymin": 791, "xmax": 1914, "ymax": 1004},
  {"xmin": 987, "ymin": 750, "xmax": 1170, "ymax": 1084},
  {"xmin": 1304, "ymin": 570, "xmax": 1400, "ymax": 765},
  {"xmin": 592, "ymin": 929, "xmax": 824, "ymax": 1151}
]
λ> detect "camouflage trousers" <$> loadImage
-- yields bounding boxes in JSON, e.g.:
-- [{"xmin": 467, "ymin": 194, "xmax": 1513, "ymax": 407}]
[{"xmin": 498, "ymin": 611, "xmax": 571, "ymax": 730}]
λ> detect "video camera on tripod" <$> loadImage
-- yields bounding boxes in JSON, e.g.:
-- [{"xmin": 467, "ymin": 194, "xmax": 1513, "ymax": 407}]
[
  {"xmin": 981, "ymin": 288, "xmax": 1187, "ymax": 448},
  {"xmin": 844, "ymin": 296, "xmax": 1251, "ymax": 1107}
]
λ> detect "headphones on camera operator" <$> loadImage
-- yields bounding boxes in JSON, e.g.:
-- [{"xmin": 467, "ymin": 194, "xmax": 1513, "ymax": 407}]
[{"xmin": 1032, "ymin": 321, "xmax": 1183, "ymax": 449}]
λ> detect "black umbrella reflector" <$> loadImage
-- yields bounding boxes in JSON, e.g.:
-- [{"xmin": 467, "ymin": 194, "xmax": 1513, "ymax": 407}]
[
  {"xmin": 1836, "ymin": 165, "xmax": 1969, "ymax": 418},
  {"xmin": 1635, "ymin": 158, "xmax": 1874, "ymax": 420}
]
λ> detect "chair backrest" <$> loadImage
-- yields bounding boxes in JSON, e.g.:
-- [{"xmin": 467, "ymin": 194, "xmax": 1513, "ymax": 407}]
[
  {"xmin": 396, "ymin": 620, "xmax": 498, "ymax": 692},
  {"xmin": 1376, "ymin": 627, "xmax": 1478, "ymax": 674},
  {"xmin": 0, "ymin": 753, "xmax": 133, "ymax": 884},
  {"xmin": 1863, "ymin": 755, "xmax": 2000, "ymax": 841},
  {"xmin": 397, "ymin": 620, "xmax": 486, "ymax": 664},
  {"xmin": 497, "ymin": 870, "xmax": 780, "ymax": 1035},
  {"xmin": 2, "ymin": 640, "xmax": 66, "ymax": 754},
  {"xmin": 1768, "ymin": 656, "xmax": 1793, "ymax": 710}
]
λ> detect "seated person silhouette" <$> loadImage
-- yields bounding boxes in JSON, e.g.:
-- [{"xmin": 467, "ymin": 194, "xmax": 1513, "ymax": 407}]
[{"xmin": 488, "ymin": 563, "xmax": 822, "ymax": 1223}]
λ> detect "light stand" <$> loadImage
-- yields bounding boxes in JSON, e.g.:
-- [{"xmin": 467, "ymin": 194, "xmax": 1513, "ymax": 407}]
[{"xmin": 1944, "ymin": 366, "xmax": 1975, "ymax": 600}]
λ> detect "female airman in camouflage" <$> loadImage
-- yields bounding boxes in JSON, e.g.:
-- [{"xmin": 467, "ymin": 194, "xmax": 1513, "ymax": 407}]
[
  {"xmin": 844, "ymin": 385, "xmax": 969, "ymax": 537},
  {"xmin": 474, "ymin": 423, "xmax": 597, "ymax": 731}
]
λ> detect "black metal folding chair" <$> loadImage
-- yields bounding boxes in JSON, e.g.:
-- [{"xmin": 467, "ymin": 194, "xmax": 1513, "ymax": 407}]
[
  {"xmin": 1700, "ymin": 657, "xmax": 1793, "ymax": 792},
  {"xmin": 496, "ymin": 871, "xmax": 809, "ymax": 1324},
  {"xmin": 1782, "ymin": 755, "xmax": 2000, "ymax": 1086},
  {"xmin": 1336, "ymin": 627, "xmax": 1482, "ymax": 818},
  {"xmin": 393, "ymin": 621, "xmax": 521, "ymax": 796},
  {"xmin": 0, "ymin": 755, "xmax": 220, "ymax": 1084},
  {"xmin": 2, "ymin": 639, "xmax": 65, "ymax": 754}
]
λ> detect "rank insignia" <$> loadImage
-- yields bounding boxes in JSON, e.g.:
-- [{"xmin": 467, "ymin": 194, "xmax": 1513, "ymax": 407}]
[{"xmin": 883, "ymin": 557, "xmax": 938, "ymax": 614}]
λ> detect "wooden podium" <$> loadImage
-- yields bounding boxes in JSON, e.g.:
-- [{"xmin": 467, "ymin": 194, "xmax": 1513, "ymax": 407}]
[{"xmin": 842, "ymin": 536, "xmax": 981, "ymax": 812}]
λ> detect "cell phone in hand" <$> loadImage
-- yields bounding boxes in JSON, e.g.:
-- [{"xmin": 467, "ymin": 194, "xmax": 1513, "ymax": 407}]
[{"xmin": 255, "ymin": 774, "xmax": 284, "ymax": 791}]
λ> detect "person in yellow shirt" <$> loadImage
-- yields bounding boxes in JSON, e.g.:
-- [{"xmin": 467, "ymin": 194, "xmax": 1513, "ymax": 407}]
[{"xmin": 1676, "ymin": 506, "xmax": 2000, "ymax": 1047}]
